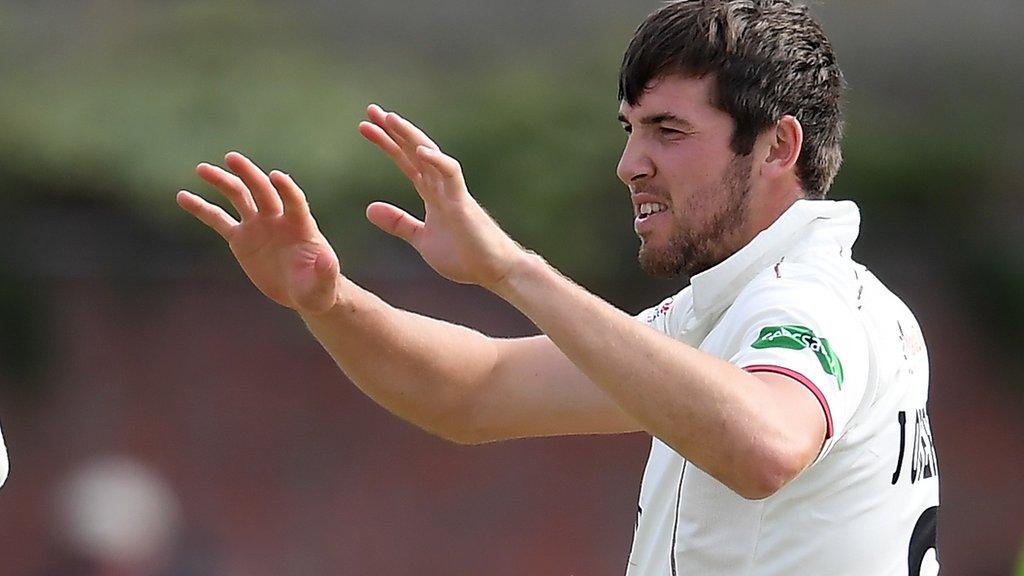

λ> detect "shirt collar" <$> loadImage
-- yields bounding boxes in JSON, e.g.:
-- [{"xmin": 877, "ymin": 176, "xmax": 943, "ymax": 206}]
[{"xmin": 689, "ymin": 199, "xmax": 861, "ymax": 318}]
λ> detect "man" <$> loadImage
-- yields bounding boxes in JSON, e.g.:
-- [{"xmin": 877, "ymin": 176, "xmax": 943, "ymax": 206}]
[{"xmin": 177, "ymin": 1, "xmax": 940, "ymax": 574}]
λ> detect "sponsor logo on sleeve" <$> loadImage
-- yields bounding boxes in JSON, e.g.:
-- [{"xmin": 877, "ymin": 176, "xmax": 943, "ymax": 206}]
[{"xmin": 751, "ymin": 325, "xmax": 844, "ymax": 388}]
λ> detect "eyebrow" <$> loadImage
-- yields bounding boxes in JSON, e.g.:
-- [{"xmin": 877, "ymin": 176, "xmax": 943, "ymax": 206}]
[{"xmin": 617, "ymin": 112, "xmax": 696, "ymax": 130}]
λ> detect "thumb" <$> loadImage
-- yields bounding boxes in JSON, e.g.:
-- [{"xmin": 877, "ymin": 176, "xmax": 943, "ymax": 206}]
[
  {"xmin": 291, "ymin": 246, "xmax": 341, "ymax": 315},
  {"xmin": 313, "ymin": 246, "xmax": 341, "ymax": 278},
  {"xmin": 366, "ymin": 202, "xmax": 424, "ymax": 246}
]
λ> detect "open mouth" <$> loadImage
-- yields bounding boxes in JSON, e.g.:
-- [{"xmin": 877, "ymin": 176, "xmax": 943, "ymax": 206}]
[{"xmin": 636, "ymin": 202, "xmax": 668, "ymax": 219}]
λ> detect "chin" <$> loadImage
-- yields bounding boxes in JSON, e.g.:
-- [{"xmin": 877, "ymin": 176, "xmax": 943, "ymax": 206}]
[
  {"xmin": 638, "ymin": 245, "xmax": 686, "ymax": 279},
  {"xmin": 639, "ymin": 239, "xmax": 725, "ymax": 278}
]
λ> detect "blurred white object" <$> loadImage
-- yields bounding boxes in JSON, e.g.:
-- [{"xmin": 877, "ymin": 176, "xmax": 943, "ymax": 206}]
[
  {"xmin": 921, "ymin": 549, "xmax": 940, "ymax": 576},
  {"xmin": 0, "ymin": 422, "xmax": 8, "ymax": 488},
  {"xmin": 57, "ymin": 456, "xmax": 182, "ymax": 564}
]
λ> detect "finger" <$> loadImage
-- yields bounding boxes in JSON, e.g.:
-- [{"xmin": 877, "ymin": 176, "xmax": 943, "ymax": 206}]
[
  {"xmin": 365, "ymin": 201, "xmax": 424, "ymax": 246},
  {"xmin": 176, "ymin": 190, "xmax": 239, "ymax": 240},
  {"xmin": 416, "ymin": 146, "xmax": 467, "ymax": 198},
  {"xmin": 224, "ymin": 151, "xmax": 284, "ymax": 216},
  {"xmin": 380, "ymin": 113, "xmax": 431, "ymax": 168},
  {"xmin": 416, "ymin": 145, "xmax": 463, "ymax": 180},
  {"xmin": 358, "ymin": 121, "xmax": 422, "ymax": 182},
  {"xmin": 268, "ymin": 170, "xmax": 310, "ymax": 220},
  {"xmin": 383, "ymin": 113, "xmax": 451, "ymax": 199},
  {"xmin": 366, "ymin": 105, "xmax": 420, "ymax": 165},
  {"xmin": 412, "ymin": 145, "xmax": 447, "ymax": 193},
  {"xmin": 366, "ymin": 103, "xmax": 390, "ymax": 128},
  {"xmin": 384, "ymin": 112, "xmax": 439, "ymax": 152},
  {"xmin": 196, "ymin": 163, "xmax": 258, "ymax": 219},
  {"xmin": 364, "ymin": 106, "xmax": 442, "ymax": 204}
]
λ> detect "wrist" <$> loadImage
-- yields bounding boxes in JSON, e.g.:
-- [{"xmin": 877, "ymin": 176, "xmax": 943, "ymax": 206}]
[
  {"xmin": 297, "ymin": 276, "xmax": 359, "ymax": 322},
  {"xmin": 489, "ymin": 249, "xmax": 549, "ymax": 303}
]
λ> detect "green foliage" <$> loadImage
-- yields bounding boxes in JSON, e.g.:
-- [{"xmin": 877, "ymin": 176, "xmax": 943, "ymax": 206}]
[
  {"xmin": 0, "ymin": 2, "xmax": 642, "ymax": 277},
  {"xmin": 1, "ymin": 0, "xmax": 1021, "ymax": 358},
  {"xmin": 0, "ymin": 3, "xmax": 378, "ymax": 209}
]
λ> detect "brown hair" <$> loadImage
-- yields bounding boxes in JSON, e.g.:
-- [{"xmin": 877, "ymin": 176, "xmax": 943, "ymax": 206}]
[{"xmin": 619, "ymin": 0, "xmax": 844, "ymax": 198}]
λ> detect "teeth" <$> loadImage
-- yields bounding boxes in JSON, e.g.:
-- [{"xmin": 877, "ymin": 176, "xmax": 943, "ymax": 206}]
[{"xmin": 639, "ymin": 202, "xmax": 667, "ymax": 216}]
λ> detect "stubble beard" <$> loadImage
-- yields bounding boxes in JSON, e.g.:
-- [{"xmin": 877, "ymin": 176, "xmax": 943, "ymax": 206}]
[{"xmin": 638, "ymin": 155, "xmax": 753, "ymax": 278}]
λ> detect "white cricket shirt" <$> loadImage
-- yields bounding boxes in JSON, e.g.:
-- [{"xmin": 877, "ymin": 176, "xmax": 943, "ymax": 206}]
[{"xmin": 626, "ymin": 200, "xmax": 939, "ymax": 576}]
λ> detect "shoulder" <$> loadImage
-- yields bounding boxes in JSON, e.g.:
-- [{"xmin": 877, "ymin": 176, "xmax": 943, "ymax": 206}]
[
  {"xmin": 729, "ymin": 261, "xmax": 856, "ymax": 322},
  {"xmin": 707, "ymin": 261, "xmax": 869, "ymax": 372}
]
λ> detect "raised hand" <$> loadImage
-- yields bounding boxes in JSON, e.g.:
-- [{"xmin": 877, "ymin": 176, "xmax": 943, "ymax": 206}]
[
  {"xmin": 176, "ymin": 152, "xmax": 341, "ymax": 315},
  {"xmin": 359, "ymin": 104, "xmax": 527, "ymax": 290}
]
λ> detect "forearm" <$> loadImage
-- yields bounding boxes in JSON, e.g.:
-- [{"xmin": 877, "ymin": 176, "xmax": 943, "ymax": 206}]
[
  {"xmin": 493, "ymin": 253, "xmax": 795, "ymax": 495},
  {"xmin": 301, "ymin": 275, "xmax": 500, "ymax": 442}
]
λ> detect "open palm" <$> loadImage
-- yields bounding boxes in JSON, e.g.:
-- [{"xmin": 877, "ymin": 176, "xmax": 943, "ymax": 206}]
[
  {"xmin": 179, "ymin": 105, "xmax": 525, "ymax": 311},
  {"xmin": 177, "ymin": 152, "xmax": 340, "ymax": 315},
  {"xmin": 358, "ymin": 104, "xmax": 524, "ymax": 290}
]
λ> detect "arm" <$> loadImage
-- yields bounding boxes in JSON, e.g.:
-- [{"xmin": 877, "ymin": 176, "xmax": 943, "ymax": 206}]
[
  {"xmin": 495, "ymin": 255, "xmax": 826, "ymax": 498},
  {"xmin": 302, "ymin": 286, "xmax": 641, "ymax": 442},
  {"xmin": 176, "ymin": 147, "xmax": 637, "ymax": 444},
  {"xmin": 356, "ymin": 108, "xmax": 825, "ymax": 498}
]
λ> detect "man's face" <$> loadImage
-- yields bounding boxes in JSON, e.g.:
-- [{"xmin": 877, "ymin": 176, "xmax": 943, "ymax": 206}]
[{"xmin": 617, "ymin": 74, "xmax": 754, "ymax": 278}]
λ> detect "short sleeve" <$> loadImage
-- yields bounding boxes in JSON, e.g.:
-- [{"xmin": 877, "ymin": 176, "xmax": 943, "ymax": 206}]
[
  {"xmin": 635, "ymin": 287, "xmax": 693, "ymax": 337},
  {"xmin": 715, "ymin": 273, "xmax": 869, "ymax": 464},
  {"xmin": 636, "ymin": 296, "xmax": 674, "ymax": 333}
]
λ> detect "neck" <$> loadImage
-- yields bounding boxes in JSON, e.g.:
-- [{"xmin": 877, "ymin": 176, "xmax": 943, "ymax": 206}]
[{"xmin": 743, "ymin": 185, "xmax": 804, "ymax": 240}]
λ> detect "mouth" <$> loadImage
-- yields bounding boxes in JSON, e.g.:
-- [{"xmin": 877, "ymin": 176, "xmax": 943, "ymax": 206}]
[
  {"xmin": 633, "ymin": 201, "xmax": 670, "ymax": 234},
  {"xmin": 635, "ymin": 201, "xmax": 668, "ymax": 220}
]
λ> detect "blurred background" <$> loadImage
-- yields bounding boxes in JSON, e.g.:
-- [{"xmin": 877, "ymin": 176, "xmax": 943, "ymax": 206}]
[{"xmin": 0, "ymin": 0, "xmax": 1022, "ymax": 574}]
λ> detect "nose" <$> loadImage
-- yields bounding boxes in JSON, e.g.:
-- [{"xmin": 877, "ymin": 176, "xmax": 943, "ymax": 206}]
[{"xmin": 616, "ymin": 136, "xmax": 654, "ymax": 185}]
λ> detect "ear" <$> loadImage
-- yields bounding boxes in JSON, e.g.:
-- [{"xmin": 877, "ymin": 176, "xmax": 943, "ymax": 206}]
[{"xmin": 762, "ymin": 115, "xmax": 803, "ymax": 179}]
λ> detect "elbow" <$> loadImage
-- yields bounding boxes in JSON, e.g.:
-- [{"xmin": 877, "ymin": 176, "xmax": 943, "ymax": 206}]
[
  {"xmin": 431, "ymin": 385, "xmax": 523, "ymax": 446},
  {"xmin": 425, "ymin": 397, "xmax": 497, "ymax": 446},
  {"xmin": 732, "ymin": 422, "xmax": 823, "ymax": 501},
  {"xmin": 432, "ymin": 412, "xmax": 487, "ymax": 444},
  {"xmin": 439, "ymin": 425, "xmax": 491, "ymax": 446},
  {"xmin": 734, "ymin": 446, "xmax": 813, "ymax": 501},
  {"xmin": 416, "ymin": 417, "xmax": 484, "ymax": 446},
  {"xmin": 437, "ymin": 422, "xmax": 509, "ymax": 446},
  {"xmin": 736, "ymin": 462, "xmax": 794, "ymax": 501},
  {"xmin": 439, "ymin": 411, "xmax": 508, "ymax": 446}
]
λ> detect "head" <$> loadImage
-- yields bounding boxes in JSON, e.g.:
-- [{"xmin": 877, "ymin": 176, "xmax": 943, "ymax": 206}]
[{"xmin": 616, "ymin": 0, "xmax": 844, "ymax": 277}]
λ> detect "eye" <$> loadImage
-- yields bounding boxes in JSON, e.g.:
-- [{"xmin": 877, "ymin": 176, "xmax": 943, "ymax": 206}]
[
  {"xmin": 659, "ymin": 126, "xmax": 682, "ymax": 136},
  {"xmin": 621, "ymin": 124, "xmax": 633, "ymax": 134}
]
